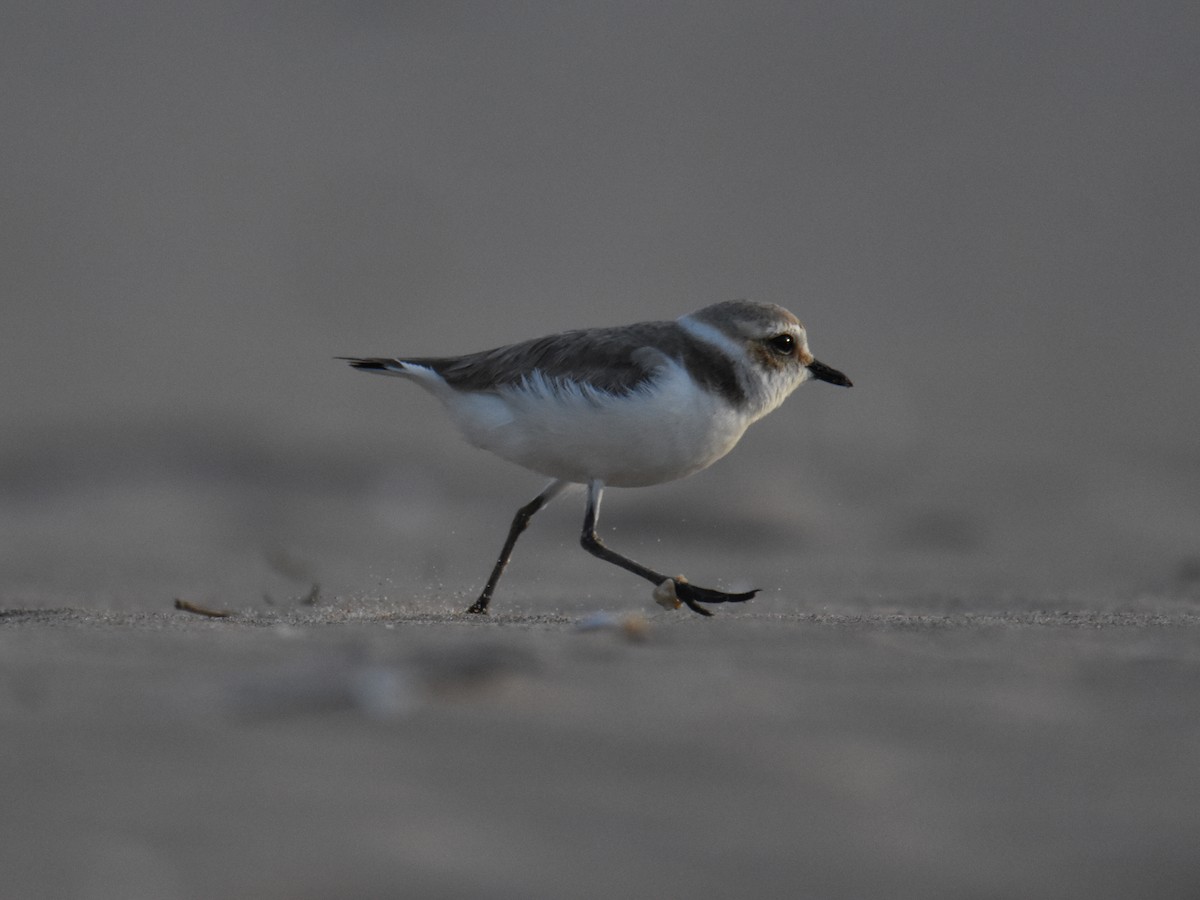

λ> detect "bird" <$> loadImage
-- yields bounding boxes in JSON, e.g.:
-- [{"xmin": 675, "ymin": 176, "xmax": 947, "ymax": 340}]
[{"xmin": 342, "ymin": 300, "xmax": 851, "ymax": 616}]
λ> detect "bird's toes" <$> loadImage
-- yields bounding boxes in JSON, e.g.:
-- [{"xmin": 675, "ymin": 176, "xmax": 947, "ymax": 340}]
[{"xmin": 669, "ymin": 578, "xmax": 759, "ymax": 616}]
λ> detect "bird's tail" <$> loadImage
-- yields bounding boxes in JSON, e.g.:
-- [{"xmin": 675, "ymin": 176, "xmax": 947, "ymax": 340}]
[{"xmin": 338, "ymin": 357, "xmax": 414, "ymax": 377}]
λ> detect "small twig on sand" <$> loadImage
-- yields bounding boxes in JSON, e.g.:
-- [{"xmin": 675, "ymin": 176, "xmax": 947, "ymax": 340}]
[{"xmin": 174, "ymin": 598, "xmax": 233, "ymax": 618}]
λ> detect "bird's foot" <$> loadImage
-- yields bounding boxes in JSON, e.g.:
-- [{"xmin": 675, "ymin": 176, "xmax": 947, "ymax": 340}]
[
  {"xmin": 654, "ymin": 576, "xmax": 758, "ymax": 617},
  {"xmin": 465, "ymin": 598, "xmax": 490, "ymax": 615}
]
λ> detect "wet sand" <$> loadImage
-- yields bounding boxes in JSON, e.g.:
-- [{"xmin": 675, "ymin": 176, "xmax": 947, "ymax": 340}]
[{"xmin": 5, "ymin": 598, "xmax": 1199, "ymax": 899}]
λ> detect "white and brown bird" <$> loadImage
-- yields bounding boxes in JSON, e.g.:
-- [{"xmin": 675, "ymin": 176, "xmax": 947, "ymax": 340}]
[{"xmin": 343, "ymin": 300, "xmax": 851, "ymax": 616}]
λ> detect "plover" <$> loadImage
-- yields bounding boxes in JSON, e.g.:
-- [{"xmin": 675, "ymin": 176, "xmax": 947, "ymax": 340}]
[{"xmin": 343, "ymin": 300, "xmax": 851, "ymax": 616}]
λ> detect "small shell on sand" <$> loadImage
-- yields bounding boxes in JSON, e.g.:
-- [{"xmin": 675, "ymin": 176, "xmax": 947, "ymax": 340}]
[{"xmin": 652, "ymin": 576, "xmax": 686, "ymax": 611}]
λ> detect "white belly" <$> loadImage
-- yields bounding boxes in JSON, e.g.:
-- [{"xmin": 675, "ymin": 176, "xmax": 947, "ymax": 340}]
[{"xmin": 439, "ymin": 363, "xmax": 751, "ymax": 487}]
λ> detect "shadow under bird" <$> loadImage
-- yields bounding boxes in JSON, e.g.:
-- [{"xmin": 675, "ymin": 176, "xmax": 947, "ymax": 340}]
[{"xmin": 342, "ymin": 300, "xmax": 851, "ymax": 616}]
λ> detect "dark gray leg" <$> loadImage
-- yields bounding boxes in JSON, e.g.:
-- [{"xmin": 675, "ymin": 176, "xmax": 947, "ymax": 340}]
[
  {"xmin": 578, "ymin": 480, "xmax": 758, "ymax": 617},
  {"xmin": 466, "ymin": 480, "xmax": 567, "ymax": 614}
]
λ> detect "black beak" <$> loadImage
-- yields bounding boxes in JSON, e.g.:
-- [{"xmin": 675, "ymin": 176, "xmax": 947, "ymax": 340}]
[{"xmin": 807, "ymin": 359, "xmax": 852, "ymax": 387}]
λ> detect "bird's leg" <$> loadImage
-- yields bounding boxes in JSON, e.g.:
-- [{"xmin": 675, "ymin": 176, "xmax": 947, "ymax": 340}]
[
  {"xmin": 466, "ymin": 479, "xmax": 568, "ymax": 614},
  {"xmin": 578, "ymin": 480, "xmax": 758, "ymax": 617}
]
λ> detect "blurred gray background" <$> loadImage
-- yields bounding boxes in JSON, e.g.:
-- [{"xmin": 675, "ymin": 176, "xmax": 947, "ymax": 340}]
[{"xmin": 3, "ymin": 1, "xmax": 1198, "ymax": 611}]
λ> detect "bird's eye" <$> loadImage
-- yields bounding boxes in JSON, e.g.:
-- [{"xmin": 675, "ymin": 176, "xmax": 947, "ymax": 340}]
[{"xmin": 766, "ymin": 333, "xmax": 795, "ymax": 355}]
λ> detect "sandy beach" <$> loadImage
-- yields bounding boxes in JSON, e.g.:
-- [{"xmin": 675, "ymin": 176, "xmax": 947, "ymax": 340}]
[
  {"xmin": 5, "ymin": 593, "xmax": 1200, "ymax": 898},
  {"xmin": 5, "ymin": 3, "xmax": 1199, "ymax": 897}
]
